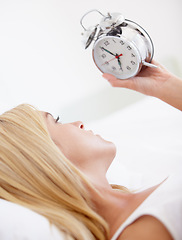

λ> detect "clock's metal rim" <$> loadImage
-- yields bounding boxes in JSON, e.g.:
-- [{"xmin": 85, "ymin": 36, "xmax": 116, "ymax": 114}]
[{"xmin": 124, "ymin": 19, "xmax": 154, "ymax": 63}]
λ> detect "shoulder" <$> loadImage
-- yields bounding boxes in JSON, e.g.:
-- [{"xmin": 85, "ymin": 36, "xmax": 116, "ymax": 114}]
[{"xmin": 118, "ymin": 215, "xmax": 173, "ymax": 240}]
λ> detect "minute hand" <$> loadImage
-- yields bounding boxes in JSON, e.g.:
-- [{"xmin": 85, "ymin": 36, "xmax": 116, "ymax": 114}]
[
  {"xmin": 100, "ymin": 47, "xmax": 116, "ymax": 57},
  {"xmin": 116, "ymin": 54, "xmax": 123, "ymax": 70}
]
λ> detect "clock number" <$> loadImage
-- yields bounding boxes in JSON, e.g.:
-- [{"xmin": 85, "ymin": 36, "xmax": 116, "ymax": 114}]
[
  {"xmin": 101, "ymin": 54, "xmax": 106, "ymax": 58},
  {"xmin": 126, "ymin": 66, "xmax": 131, "ymax": 70},
  {"xmin": 105, "ymin": 61, "xmax": 109, "ymax": 65},
  {"xmin": 104, "ymin": 41, "xmax": 110, "ymax": 46},
  {"xmin": 112, "ymin": 66, "xmax": 116, "ymax": 71},
  {"xmin": 131, "ymin": 53, "xmax": 135, "ymax": 57},
  {"xmin": 120, "ymin": 40, "xmax": 124, "ymax": 45},
  {"xmin": 127, "ymin": 46, "xmax": 132, "ymax": 50},
  {"xmin": 131, "ymin": 61, "xmax": 135, "ymax": 65},
  {"xmin": 112, "ymin": 39, "xmax": 116, "ymax": 43}
]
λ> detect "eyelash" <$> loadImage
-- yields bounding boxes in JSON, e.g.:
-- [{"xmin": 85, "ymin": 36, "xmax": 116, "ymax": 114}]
[{"xmin": 55, "ymin": 116, "xmax": 60, "ymax": 123}]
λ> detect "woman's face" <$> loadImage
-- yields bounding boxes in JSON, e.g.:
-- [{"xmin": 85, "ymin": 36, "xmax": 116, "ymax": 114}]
[{"xmin": 43, "ymin": 112, "xmax": 116, "ymax": 177}]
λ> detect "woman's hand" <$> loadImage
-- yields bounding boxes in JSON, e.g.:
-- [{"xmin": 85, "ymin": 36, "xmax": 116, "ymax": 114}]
[
  {"xmin": 102, "ymin": 60, "xmax": 173, "ymax": 98},
  {"xmin": 102, "ymin": 60, "xmax": 182, "ymax": 111}
]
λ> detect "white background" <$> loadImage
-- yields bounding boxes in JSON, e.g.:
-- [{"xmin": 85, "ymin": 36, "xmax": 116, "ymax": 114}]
[{"xmin": 0, "ymin": 0, "xmax": 182, "ymax": 122}]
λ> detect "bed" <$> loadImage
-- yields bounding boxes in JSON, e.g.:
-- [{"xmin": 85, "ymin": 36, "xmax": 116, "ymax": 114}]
[{"xmin": 0, "ymin": 96, "xmax": 181, "ymax": 239}]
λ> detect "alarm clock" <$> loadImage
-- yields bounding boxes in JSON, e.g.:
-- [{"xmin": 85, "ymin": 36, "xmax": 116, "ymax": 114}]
[{"xmin": 80, "ymin": 10, "xmax": 157, "ymax": 79}]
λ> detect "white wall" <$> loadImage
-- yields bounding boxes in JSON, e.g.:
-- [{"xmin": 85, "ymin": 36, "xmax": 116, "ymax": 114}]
[{"xmin": 0, "ymin": 0, "xmax": 181, "ymax": 121}]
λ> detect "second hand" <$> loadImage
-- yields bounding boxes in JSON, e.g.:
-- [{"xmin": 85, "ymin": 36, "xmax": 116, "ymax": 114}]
[
  {"xmin": 101, "ymin": 56, "xmax": 116, "ymax": 66},
  {"xmin": 101, "ymin": 53, "xmax": 123, "ymax": 66}
]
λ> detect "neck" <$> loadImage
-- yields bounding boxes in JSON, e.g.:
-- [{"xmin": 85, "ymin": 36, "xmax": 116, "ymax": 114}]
[
  {"xmin": 90, "ymin": 180, "xmax": 134, "ymax": 238},
  {"xmin": 80, "ymin": 163, "xmax": 135, "ymax": 237}
]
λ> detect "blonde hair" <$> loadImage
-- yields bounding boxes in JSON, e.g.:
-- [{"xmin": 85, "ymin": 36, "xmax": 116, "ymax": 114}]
[
  {"xmin": 0, "ymin": 104, "xmax": 131, "ymax": 239},
  {"xmin": 0, "ymin": 104, "xmax": 109, "ymax": 240}
]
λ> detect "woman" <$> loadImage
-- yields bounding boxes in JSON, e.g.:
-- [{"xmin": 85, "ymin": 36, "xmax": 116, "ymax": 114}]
[{"xmin": 0, "ymin": 60, "xmax": 181, "ymax": 240}]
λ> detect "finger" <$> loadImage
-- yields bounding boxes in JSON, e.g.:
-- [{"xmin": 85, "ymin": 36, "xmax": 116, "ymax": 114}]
[
  {"xmin": 102, "ymin": 73, "xmax": 136, "ymax": 90},
  {"xmin": 102, "ymin": 73, "xmax": 117, "ymax": 81}
]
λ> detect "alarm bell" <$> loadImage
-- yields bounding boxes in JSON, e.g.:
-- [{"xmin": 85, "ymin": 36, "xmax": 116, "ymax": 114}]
[
  {"xmin": 99, "ymin": 12, "xmax": 125, "ymax": 30},
  {"xmin": 80, "ymin": 10, "xmax": 125, "ymax": 49},
  {"xmin": 81, "ymin": 25, "xmax": 98, "ymax": 49}
]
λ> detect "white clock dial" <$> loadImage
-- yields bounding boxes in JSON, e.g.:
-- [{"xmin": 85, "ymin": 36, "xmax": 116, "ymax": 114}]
[{"xmin": 93, "ymin": 36, "xmax": 142, "ymax": 79}]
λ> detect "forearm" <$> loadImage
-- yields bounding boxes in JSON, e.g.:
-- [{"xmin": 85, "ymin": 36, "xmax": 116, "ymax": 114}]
[
  {"xmin": 157, "ymin": 75, "xmax": 182, "ymax": 111},
  {"xmin": 102, "ymin": 60, "xmax": 182, "ymax": 111}
]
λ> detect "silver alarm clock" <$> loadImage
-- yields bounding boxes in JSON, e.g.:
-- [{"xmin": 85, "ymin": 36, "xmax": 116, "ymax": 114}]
[{"xmin": 80, "ymin": 10, "xmax": 157, "ymax": 79}]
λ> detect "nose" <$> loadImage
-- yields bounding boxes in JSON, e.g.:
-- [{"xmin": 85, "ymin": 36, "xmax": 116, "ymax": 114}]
[{"xmin": 72, "ymin": 121, "xmax": 84, "ymax": 129}]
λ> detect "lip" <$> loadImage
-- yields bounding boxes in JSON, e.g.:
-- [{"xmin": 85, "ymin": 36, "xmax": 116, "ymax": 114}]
[
  {"xmin": 95, "ymin": 134, "xmax": 101, "ymax": 138},
  {"xmin": 86, "ymin": 130, "xmax": 94, "ymax": 134},
  {"xmin": 86, "ymin": 130, "xmax": 101, "ymax": 138},
  {"xmin": 87, "ymin": 130, "xmax": 100, "ymax": 136}
]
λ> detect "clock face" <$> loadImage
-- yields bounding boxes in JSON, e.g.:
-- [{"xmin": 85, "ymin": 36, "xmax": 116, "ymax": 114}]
[{"xmin": 92, "ymin": 36, "xmax": 142, "ymax": 79}]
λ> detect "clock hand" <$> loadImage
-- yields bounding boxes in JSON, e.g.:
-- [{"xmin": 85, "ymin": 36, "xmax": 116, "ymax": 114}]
[
  {"xmin": 116, "ymin": 54, "xmax": 123, "ymax": 70},
  {"xmin": 101, "ymin": 56, "xmax": 116, "ymax": 66},
  {"xmin": 101, "ymin": 56, "xmax": 121, "ymax": 66},
  {"xmin": 100, "ymin": 47, "xmax": 116, "ymax": 57},
  {"xmin": 115, "ymin": 53, "xmax": 123, "ymax": 58},
  {"xmin": 101, "ymin": 52, "xmax": 123, "ymax": 66}
]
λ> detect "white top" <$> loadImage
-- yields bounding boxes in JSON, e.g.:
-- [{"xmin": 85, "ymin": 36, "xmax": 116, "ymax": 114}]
[{"xmin": 111, "ymin": 174, "xmax": 182, "ymax": 240}]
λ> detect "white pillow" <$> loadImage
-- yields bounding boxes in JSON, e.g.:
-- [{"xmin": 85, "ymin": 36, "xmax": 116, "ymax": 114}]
[{"xmin": 0, "ymin": 199, "xmax": 65, "ymax": 240}]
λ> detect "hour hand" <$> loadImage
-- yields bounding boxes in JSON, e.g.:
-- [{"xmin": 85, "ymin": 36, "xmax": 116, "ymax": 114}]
[
  {"xmin": 100, "ymin": 47, "xmax": 116, "ymax": 57},
  {"xmin": 116, "ymin": 55, "xmax": 123, "ymax": 70}
]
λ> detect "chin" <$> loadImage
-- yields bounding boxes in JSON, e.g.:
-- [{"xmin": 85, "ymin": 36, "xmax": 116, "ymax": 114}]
[
  {"xmin": 111, "ymin": 142, "xmax": 117, "ymax": 160},
  {"xmin": 105, "ymin": 141, "xmax": 117, "ymax": 167},
  {"xmin": 101, "ymin": 136, "xmax": 117, "ymax": 158}
]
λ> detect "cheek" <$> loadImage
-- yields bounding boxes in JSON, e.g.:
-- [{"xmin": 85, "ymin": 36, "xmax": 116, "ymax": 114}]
[
  {"xmin": 50, "ymin": 127, "xmax": 80, "ymax": 157},
  {"xmin": 49, "ymin": 125, "xmax": 116, "ymax": 165}
]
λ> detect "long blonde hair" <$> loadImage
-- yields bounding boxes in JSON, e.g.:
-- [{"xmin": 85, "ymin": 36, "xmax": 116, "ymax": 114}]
[{"xmin": 0, "ymin": 104, "xmax": 109, "ymax": 240}]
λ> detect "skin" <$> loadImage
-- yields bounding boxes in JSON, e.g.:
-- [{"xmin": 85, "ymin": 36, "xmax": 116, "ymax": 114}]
[
  {"xmin": 44, "ymin": 112, "xmax": 116, "ymax": 187},
  {"xmin": 102, "ymin": 60, "xmax": 182, "ymax": 111},
  {"xmin": 42, "ymin": 60, "xmax": 178, "ymax": 239},
  {"xmin": 43, "ymin": 112, "xmax": 171, "ymax": 239}
]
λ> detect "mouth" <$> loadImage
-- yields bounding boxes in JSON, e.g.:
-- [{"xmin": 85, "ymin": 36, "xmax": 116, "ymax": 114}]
[
  {"xmin": 87, "ymin": 130, "xmax": 94, "ymax": 135},
  {"xmin": 86, "ymin": 129, "xmax": 102, "ymax": 138}
]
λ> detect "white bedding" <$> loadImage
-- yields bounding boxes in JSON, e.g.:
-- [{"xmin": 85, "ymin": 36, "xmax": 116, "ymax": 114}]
[
  {"xmin": 87, "ymin": 96, "xmax": 182, "ymax": 190},
  {"xmin": 0, "ymin": 96, "xmax": 182, "ymax": 239}
]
